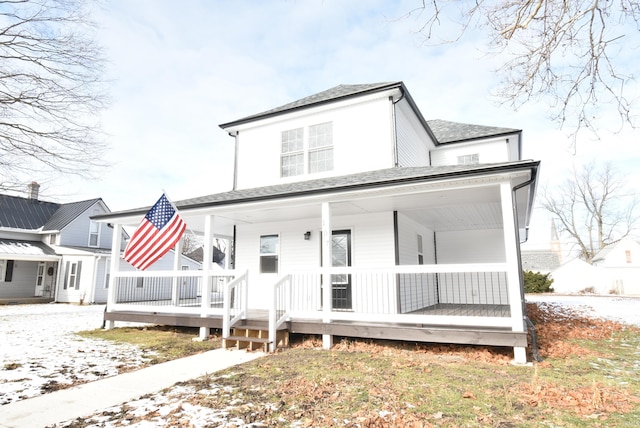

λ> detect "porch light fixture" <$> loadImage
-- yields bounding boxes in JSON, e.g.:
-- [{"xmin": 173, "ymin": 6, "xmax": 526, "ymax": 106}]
[{"xmin": 304, "ymin": 231, "xmax": 311, "ymax": 240}]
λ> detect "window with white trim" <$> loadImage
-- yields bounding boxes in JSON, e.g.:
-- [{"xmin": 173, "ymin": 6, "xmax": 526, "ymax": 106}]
[
  {"xmin": 0, "ymin": 260, "xmax": 14, "ymax": 282},
  {"xmin": 457, "ymin": 154, "xmax": 479, "ymax": 165},
  {"xmin": 280, "ymin": 122, "xmax": 333, "ymax": 177},
  {"xmin": 308, "ymin": 122, "xmax": 333, "ymax": 173},
  {"xmin": 88, "ymin": 220, "xmax": 99, "ymax": 247},
  {"xmin": 64, "ymin": 261, "xmax": 82, "ymax": 290},
  {"xmin": 260, "ymin": 235, "xmax": 279, "ymax": 273},
  {"xmin": 281, "ymin": 128, "xmax": 304, "ymax": 177},
  {"xmin": 417, "ymin": 234, "xmax": 424, "ymax": 265},
  {"xmin": 49, "ymin": 234, "xmax": 57, "ymax": 245}
]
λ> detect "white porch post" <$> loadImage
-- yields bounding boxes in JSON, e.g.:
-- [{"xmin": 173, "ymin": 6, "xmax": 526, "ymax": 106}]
[
  {"xmin": 171, "ymin": 239, "xmax": 183, "ymax": 306},
  {"xmin": 199, "ymin": 215, "xmax": 214, "ymax": 340},
  {"xmin": 105, "ymin": 223, "xmax": 123, "ymax": 330},
  {"xmin": 500, "ymin": 181, "xmax": 527, "ymax": 364},
  {"xmin": 321, "ymin": 202, "xmax": 333, "ymax": 349}
]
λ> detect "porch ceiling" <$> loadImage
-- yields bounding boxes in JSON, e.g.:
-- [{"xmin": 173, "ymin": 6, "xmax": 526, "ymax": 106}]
[{"xmin": 179, "ymin": 180, "xmax": 505, "ymax": 235}]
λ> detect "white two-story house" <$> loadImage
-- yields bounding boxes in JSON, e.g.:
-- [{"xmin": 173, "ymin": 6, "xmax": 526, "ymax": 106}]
[{"xmin": 96, "ymin": 82, "xmax": 540, "ymax": 363}]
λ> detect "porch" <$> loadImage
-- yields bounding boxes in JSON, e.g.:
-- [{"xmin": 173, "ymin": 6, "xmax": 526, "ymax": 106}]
[{"xmin": 103, "ymin": 263, "xmax": 528, "ymax": 355}]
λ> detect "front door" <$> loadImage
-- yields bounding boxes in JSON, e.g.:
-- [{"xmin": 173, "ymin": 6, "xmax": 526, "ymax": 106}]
[
  {"xmin": 34, "ymin": 262, "xmax": 45, "ymax": 297},
  {"xmin": 331, "ymin": 230, "xmax": 352, "ymax": 310}
]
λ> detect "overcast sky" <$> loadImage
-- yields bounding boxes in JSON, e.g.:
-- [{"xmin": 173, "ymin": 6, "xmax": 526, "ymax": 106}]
[{"xmin": 34, "ymin": 0, "xmax": 640, "ymax": 249}]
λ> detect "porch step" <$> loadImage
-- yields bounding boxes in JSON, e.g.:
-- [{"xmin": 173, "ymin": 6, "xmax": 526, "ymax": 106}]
[{"xmin": 224, "ymin": 327, "xmax": 289, "ymax": 352}]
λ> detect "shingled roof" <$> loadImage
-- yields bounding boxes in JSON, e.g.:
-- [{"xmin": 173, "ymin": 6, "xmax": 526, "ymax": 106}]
[
  {"xmin": 220, "ymin": 82, "xmax": 403, "ymax": 129},
  {"xmin": 0, "ymin": 194, "xmax": 102, "ymax": 231},
  {"xmin": 219, "ymin": 82, "xmax": 520, "ymax": 144},
  {"xmin": 96, "ymin": 160, "xmax": 540, "ymax": 219},
  {"xmin": 427, "ymin": 119, "xmax": 520, "ymax": 144}
]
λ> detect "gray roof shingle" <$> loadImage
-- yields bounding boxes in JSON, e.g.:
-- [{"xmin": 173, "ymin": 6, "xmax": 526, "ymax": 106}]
[
  {"xmin": 219, "ymin": 82, "xmax": 520, "ymax": 145},
  {"xmin": 427, "ymin": 119, "xmax": 520, "ymax": 144},
  {"xmin": 220, "ymin": 82, "xmax": 400, "ymax": 129}
]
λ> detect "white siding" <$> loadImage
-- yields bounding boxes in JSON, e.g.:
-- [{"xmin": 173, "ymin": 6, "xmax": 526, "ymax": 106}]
[
  {"xmin": 395, "ymin": 100, "xmax": 434, "ymax": 167},
  {"xmin": 435, "ymin": 229, "xmax": 508, "ymax": 305},
  {"xmin": 235, "ymin": 212, "xmax": 396, "ymax": 309},
  {"xmin": 59, "ymin": 202, "xmax": 113, "ymax": 248},
  {"xmin": 0, "ymin": 260, "xmax": 38, "ymax": 298},
  {"xmin": 235, "ymin": 96, "xmax": 395, "ymax": 189},
  {"xmin": 56, "ymin": 256, "xmax": 96, "ymax": 303},
  {"xmin": 430, "ymin": 138, "xmax": 513, "ymax": 166},
  {"xmin": 396, "ymin": 213, "xmax": 438, "ymax": 312}
]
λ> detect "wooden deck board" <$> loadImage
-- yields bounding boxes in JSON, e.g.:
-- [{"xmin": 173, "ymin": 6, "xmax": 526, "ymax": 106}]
[{"xmin": 104, "ymin": 307, "xmax": 527, "ymax": 348}]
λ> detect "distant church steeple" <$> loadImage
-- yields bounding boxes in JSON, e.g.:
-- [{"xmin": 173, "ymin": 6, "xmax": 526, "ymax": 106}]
[{"xmin": 550, "ymin": 219, "xmax": 562, "ymax": 264}]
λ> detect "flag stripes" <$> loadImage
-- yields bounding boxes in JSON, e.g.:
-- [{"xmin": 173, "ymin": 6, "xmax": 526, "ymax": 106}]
[{"xmin": 123, "ymin": 194, "xmax": 186, "ymax": 270}]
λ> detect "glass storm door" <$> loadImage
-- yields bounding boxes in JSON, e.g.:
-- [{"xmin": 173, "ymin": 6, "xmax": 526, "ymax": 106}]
[{"xmin": 331, "ymin": 230, "xmax": 352, "ymax": 310}]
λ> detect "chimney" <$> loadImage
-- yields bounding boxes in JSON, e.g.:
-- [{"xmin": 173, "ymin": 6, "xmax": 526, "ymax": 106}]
[{"xmin": 28, "ymin": 181, "xmax": 40, "ymax": 201}]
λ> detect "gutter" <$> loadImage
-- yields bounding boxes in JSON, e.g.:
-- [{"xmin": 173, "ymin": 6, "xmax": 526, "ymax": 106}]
[{"xmin": 511, "ymin": 165, "xmax": 543, "ymax": 362}]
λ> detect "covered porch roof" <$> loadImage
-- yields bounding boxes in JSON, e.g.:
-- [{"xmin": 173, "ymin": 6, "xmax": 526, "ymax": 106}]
[
  {"xmin": 0, "ymin": 239, "xmax": 60, "ymax": 261},
  {"xmin": 93, "ymin": 161, "xmax": 539, "ymax": 238}
]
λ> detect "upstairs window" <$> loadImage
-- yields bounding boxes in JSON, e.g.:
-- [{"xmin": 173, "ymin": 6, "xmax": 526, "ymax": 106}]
[
  {"xmin": 260, "ymin": 235, "xmax": 279, "ymax": 273},
  {"xmin": 88, "ymin": 220, "xmax": 99, "ymax": 247},
  {"xmin": 626, "ymin": 250, "xmax": 632, "ymax": 263},
  {"xmin": 281, "ymin": 122, "xmax": 333, "ymax": 177},
  {"xmin": 457, "ymin": 154, "xmax": 479, "ymax": 165},
  {"xmin": 308, "ymin": 122, "xmax": 333, "ymax": 173},
  {"xmin": 281, "ymin": 128, "xmax": 304, "ymax": 177}
]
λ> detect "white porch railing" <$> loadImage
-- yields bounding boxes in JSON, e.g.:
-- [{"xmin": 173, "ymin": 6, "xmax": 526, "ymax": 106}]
[
  {"xmin": 108, "ymin": 264, "xmax": 519, "ymax": 352},
  {"xmin": 275, "ymin": 263, "xmax": 515, "ymax": 330},
  {"xmin": 222, "ymin": 270, "xmax": 249, "ymax": 342},
  {"xmin": 108, "ymin": 270, "xmax": 239, "ymax": 316}
]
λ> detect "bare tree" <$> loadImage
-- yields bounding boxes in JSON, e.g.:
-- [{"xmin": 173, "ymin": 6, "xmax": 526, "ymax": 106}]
[
  {"xmin": 540, "ymin": 162, "xmax": 638, "ymax": 262},
  {"xmin": 180, "ymin": 232, "xmax": 202, "ymax": 256},
  {"xmin": 0, "ymin": 0, "xmax": 108, "ymax": 194},
  {"xmin": 404, "ymin": 1, "xmax": 640, "ymax": 139}
]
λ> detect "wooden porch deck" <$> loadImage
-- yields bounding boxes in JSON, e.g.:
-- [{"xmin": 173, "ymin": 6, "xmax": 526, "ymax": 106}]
[{"xmin": 103, "ymin": 306, "xmax": 526, "ymax": 348}]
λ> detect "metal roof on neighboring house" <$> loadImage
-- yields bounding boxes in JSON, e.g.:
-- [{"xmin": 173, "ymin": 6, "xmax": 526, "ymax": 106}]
[
  {"xmin": 43, "ymin": 199, "xmax": 102, "ymax": 231},
  {"xmin": 0, "ymin": 239, "xmax": 59, "ymax": 257},
  {"xmin": 0, "ymin": 193, "xmax": 102, "ymax": 231},
  {"xmin": 427, "ymin": 119, "xmax": 521, "ymax": 144},
  {"xmin": 0, "ymin": 194, "xmax": 60, "ymax": 230}
]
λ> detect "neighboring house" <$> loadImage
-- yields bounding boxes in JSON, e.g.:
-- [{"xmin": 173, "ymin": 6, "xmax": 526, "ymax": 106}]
[
  {"xmin": 0, "ymin": 183, "xmax": 200, "ymax": 304},
  {"xmin": 96, "ymin": 81, "xmax": 540, "ymax": 363},
  {"xmin": 521, "ymin": 220, "xmax": 563, "ymax": 274},
  {"xmin": 549, "ymin": 258, "xmax": 600, "ymax": 294},
  {"xmin": 590, "ymin": 237, "xmax": 640, "ymax": 295}
]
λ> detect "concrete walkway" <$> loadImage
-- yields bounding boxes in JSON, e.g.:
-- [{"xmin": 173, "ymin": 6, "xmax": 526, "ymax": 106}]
[{"xmin": 0, "ymin": 349, "xmax": 264, "ymax": 428}]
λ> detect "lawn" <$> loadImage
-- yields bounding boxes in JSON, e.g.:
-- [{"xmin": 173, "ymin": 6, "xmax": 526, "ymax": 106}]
[{"xmin": 78, "ymin": 302, "xmax": 640, "ymax": 427}]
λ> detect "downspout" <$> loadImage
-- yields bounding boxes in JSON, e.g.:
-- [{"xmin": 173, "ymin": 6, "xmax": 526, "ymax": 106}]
[
  {"xmin": 391, "ymin": 90, "xmax": 405, "ymax": 168},
  {"xmin": 230, "ymin": 131, "xmax": 239, "ymax": 190},
  {"xmin": 512, "ymin": 172, "xmax": 543, "ymax": 362}
]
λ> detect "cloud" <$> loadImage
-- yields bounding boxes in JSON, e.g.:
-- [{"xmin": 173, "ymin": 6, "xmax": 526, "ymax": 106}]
[{"xmin": 31, "ymin": 0, "xmax": 638, "ymax": 244}]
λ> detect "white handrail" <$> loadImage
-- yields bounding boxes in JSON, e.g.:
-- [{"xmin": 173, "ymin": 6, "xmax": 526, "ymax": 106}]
[
  {"xmin": 222, "ymin": 270, "xmax": 249, "ymax": 340},
  {"xmin": 269, "ymin": 274, "xmax": 291, "ymax": 352}
]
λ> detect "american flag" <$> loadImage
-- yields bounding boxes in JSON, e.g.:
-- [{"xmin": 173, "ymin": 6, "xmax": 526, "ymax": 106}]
[{"xmin": 123, "ymin": 194, "xmax": 186, "ymax": 270}]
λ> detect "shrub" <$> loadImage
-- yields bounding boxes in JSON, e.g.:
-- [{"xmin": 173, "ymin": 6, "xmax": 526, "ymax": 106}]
[{"xmin": 523, "ymin": 270, "xmax": 554, "ymax": 293}]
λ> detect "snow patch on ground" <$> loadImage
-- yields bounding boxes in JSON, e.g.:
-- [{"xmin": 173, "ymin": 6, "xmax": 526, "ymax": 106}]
[
  {"xmin": 526, "ymin": 294, "xmax": 640, "ymax": 327},
  {"xmin": 0, "ymin": 303, "xmax": 152, "ymax": 406},
  {"xmin": 2, "ymin": 296, "xmax": 639, "ymax": 426}
]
